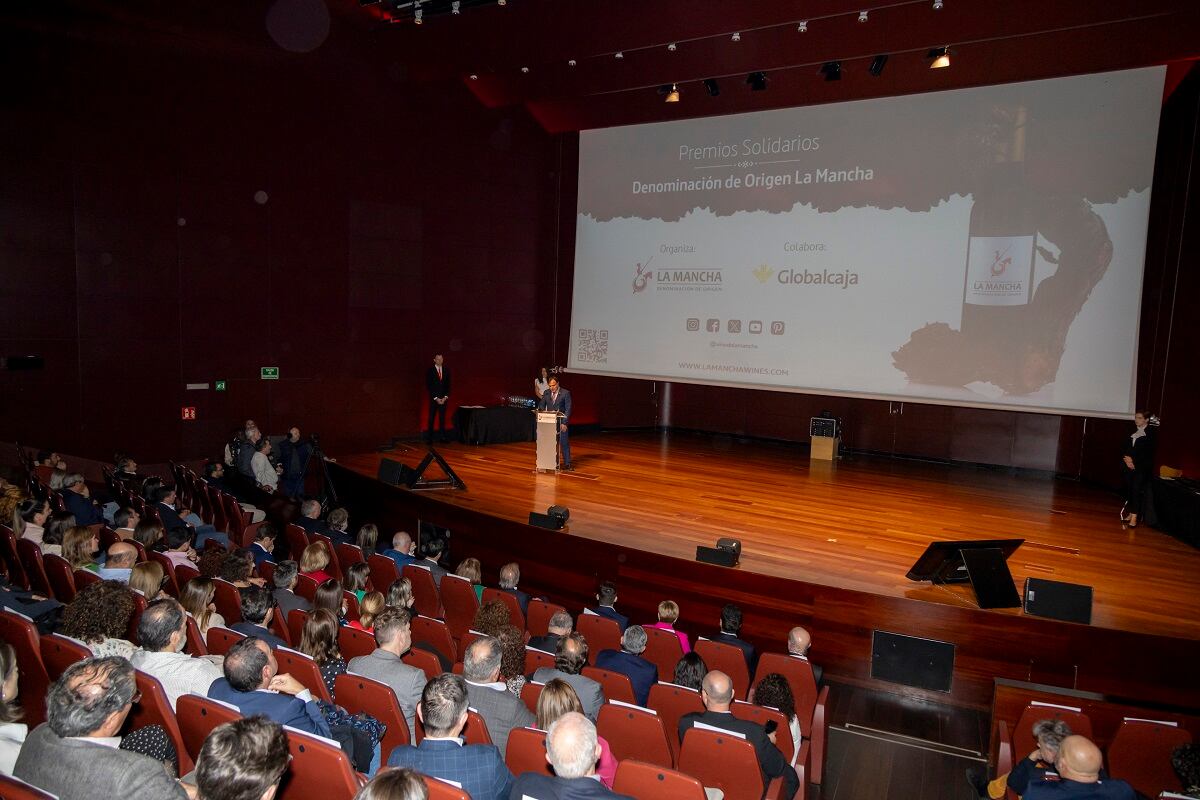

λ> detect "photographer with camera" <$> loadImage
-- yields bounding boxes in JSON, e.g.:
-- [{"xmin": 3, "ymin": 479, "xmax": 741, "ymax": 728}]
[{"xmin": 278, "ymin": 427, "xmax": 313, "ymax": 498}]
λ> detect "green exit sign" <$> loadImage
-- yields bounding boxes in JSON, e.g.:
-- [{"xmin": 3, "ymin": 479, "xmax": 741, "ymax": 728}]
[
  {"xmin": 215, "ymin": 380, "xmax": 227, "ymax": 392},
  {"xmin": 260, "ymin": 367, "xmax": 280, "ymax": 380}
]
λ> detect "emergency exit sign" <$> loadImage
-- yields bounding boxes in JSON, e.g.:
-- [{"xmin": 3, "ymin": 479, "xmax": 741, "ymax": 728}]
[
  {"xmin": 260, "ymin": 367, "xmax": 279, "ymax": 380},
  {"xmin": 181, "ymin": 407, "xmax": 197, "ymax": 420}
]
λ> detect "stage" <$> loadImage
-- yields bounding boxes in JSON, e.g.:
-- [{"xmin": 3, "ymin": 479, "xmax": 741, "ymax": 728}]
[{"xmin": 330, "ymin": 430, "xmax": 1200, "ymax": 708}]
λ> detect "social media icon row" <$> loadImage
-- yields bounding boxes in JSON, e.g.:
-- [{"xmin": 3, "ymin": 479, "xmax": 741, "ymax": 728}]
[{"xmin": 687, "ymin": 318, "xmax": 785, "ymax": 335}]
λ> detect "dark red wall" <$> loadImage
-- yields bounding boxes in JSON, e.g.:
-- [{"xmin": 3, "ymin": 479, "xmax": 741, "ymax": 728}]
[{"xmin": 0, "ymin": 9, "xmax": 558, "ymax": 461}]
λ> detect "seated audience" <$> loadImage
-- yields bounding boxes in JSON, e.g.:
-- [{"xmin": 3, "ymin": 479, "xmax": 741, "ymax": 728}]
[
  {"xmin": 528, "ymin": 610, "xmax": 573, "ymax": 654},
  {"xmin": 497, "ymin": 561, "xmax": 531, "ymax": 616},
  {"xmin": 60, "ymin": 579, "xmax": 136, "ymax": 658},
  {"xmin": 647, "ymin": 600, "xmax": 691, "ymax": 654},
  {"xmin": 530, "ymin": 633, "xmax": 605, "ymax": 721},
  {"xmin": 12, "ymin": 497, "xmax": 50, "ymax": 546},
  {"xmin": 195, "ymin": 717, "xmax": 290, "ymax": 800},
  {"xmin": 113, "ymin": 456, "xmax": 139, "ymax": 483},
  {"xmin": 208, "ymin": 636, "xmax": 331, "ymax": 738},
  {"xmin": 181, "ymin": 576, "xmax": 226, "ymax": 635},
  {"xmin": 589, "ymin": 581, "xmax": 629, "ymax": 631},
  {"xmin": 33, "ymin": 451, "xmax": 66, "ymax": 483},
  {"xmin": 462, "ymin": 636, "xmax": 535, "ymax": 757},
  {"xmin": 326, "ymin": 507, "xmax": 353, "ymax": 546},
  {"xmin": 41, "ymin": 510, "xmax": 75, "ymax": 557},
  {"xmin": 496, "ymin": 624, "xmax": 528, "ymax": 696},
  {"xmin": 221, "ymin": 550, "xmax": 266, "ymax": 590},
  {"xmin": 251, "ymin": 438, "xmax": 280, "ymax": 492},
  {"xmin": 673, "ymin": 652, "xmax": 708, "ymax": 691},
  {"xmin": 787, "ymin": 626, "xmax": 823, "ymax": 685},
  {"xmin": 197, "ymin": 546, "xmax": 227, "ymax": 578},
  {"xmin": 595, "ymin": 625, "xmax": 657, "ymax": 707},
  {"xmin": 204, "ymin": 461, "xmax": 265, "ymax": 522},
  {"xmin": 1023, "ymin": 735, "xmax": 1133, "ymax": 799},
  {"xmin": 474, "ymin": 599, "xmax": 512, "ymax": 636},
  {"xmin": 356, "ymin": 522, "xmax": 379, "ymax": 556},
  {"xmin": 299, "ymin": 542, "xmax": 335, "ymax": 584},
  {"xmin": 14, "ymin": 657, "xmax": 189, "ymax": 799},
  {"xmin": 154, "ymin": 484, "xmax": 226, "ymax": 549},
  {"xmin": 314, "ymin": 578, "xmax": 349, "ymax": 624},
  {"xmin": 387, "ymin": 673, "xmax": 514, "ymax": 800},
  {"xmin": 62, "ymin": 524, "xmax": 101, "ymax": 571},
  {"xmin": 346, "ymin": 562, "xmax": 372, "ymax": 602},
  {"xmin": 48, "ymin": 468, "xmax": 69, "ymax": 492},
  {"xmin": 383, "ymin": 531, "xmax": 418, "ymax": 570},
  {"xmin": 715, "ymin": 603, "xmax": 756, "ymax": 672},
  {"xmin": 301, "ymin": 608, "xmax": 349, "ymax": 700},
  {"xmin": 456, "ymin": 557, "xmax": 484, "ymax": 601},
  {"xmin": 512, "ymin": 711, "xmax": 630, "ymax": 800},
  {"xmin": 0, "ymin": 642, "xmax": 25, "ymax": 776},
  {"xmin": 680, "ymin": 671, "xmax": 798, "ymax": 800},
  {"xmin": 60, "ymin": 473, "xmax": 104, "ymax": 526},
  {"xmin": 163, "ymin": 526, "xmax": 199, "ymax": 569},
  {"xmin": 418, "ymin": 537, "xmax": 448, "ymax": 588},
  {"xmin": 132, "ymin": 518, "xmax": 165, "ymax": 553},
  {"xmin": 969, "ymin": 718, "xmax": 1072, "ymax": 799},
  {"xmin": 272, "ymin": 559, "xmax": 312, "ymax": 617},
  {"xmin": 350, "ymin": 591, "xmax": 385, "ymax": 632},
  {"xmin": 753, "ymin": 673, "xmax": 802, "ymax": 764},
  {"xmin": 387, "ymin": 577, "xmax": 415, "ymax": 610},
  {"xmin": 536, "ymin": 679, "xmax": 618, "ymax": 788},
  {"xmin": 129, "ymin": 560, "xmax": 168, "ymax": 601},
  {"xmin": 112, "ymin": 506, "xmax": 140, "ymax": 540},
  {"xmin": 231, "ymin": 585, "xmax": 287, "ymax": 648},
  {"xmin": 250, "ymin": 524, "xmax": 276, "ymax": 567},
  {"xmin": 130, "ymin": 598, "xmax": 223, "ymax": 709},
  {"xmin": 294, "ymin": 498, "xmax": 328, "ymax": 535},
  {"xmin": 353, "ymin": 768, "xmax": 428, "ymax": 800},
  {"xmin": 346, "ymin": 607, "xmax": 426, "ymax": 736}
]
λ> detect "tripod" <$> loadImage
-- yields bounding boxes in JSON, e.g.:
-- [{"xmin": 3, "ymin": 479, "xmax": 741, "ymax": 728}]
[{"xmin": 300, "ymin": 435, "xmax": 339, "ymax": 510}]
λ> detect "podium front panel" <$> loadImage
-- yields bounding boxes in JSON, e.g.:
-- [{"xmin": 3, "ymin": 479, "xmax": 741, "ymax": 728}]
[{"xmin": 536, "ymin": 412, "xmax": 559, "ymax": 471}]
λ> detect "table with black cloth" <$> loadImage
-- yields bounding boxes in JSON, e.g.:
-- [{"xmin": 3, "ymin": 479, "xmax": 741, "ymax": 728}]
[
  {"xmin": 1152, "ymin": 477, "xmax": 1200, "ymax": 549},
  {"xmin": 454, "ymin": 406, "xmax": 535, "ymax": 445}
]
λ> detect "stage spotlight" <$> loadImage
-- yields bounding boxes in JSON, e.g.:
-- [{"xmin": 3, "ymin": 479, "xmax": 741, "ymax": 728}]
[
  {"xmin": 746, "ymin": 71, "xmax": 768, "ymax": 91},
  {"xmin": 731, "ymin": 32, "xmax": 741, "ymax": 42},
  {"xmin": 703, "ymin": 78, "xmax": 720, "ymax": 97},
  {"xmin": 858, "ymin": 9, "xmax": 869, "ymax": 23},
  {"xmin": 868, "ymin": 54, "xmax": 889, "ymax": 76},
  {"xmin": 820, "ymin": 61, "xmax": 841, "ymax": 81},
  {"xmin": 797, "ymin": 20, "xmax": 808, "ymax": 32},
  {"xmin": 665, "ymin": 83, "xmax": 680, "ymax": 103},
  {"xmin": 929, "ymin": 46, "xmax": 951, "ymax": 68}
]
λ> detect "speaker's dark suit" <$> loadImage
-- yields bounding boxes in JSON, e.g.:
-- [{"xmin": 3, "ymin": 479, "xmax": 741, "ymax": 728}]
[
  {"xmin": 426, "ymin": 364, "xmax": 452, "ymax": 441},
  {"xmin": 538, "ymin": 387, "xmax": 572, "ymax": 466}
]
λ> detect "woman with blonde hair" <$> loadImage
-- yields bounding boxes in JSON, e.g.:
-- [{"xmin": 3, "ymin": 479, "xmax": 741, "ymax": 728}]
[
  {"xmin": 646, "ymin": 599, "xmax": 691, "ymax": 653},
  {"xmin": 352, "ymin": 768, "xmax": 428, "ymax": 800},
  {"xmin": 181, "ymin": 576, "xmax": 226, "ymax": 635},
  {"xmin": 455, "ymin": 557, "xmax": 484, "ymax": 601},
  {"xmin": 62, "ymin": 525, "xmax": 101, "ymax": 571},
  {"xmin": 349, "ymin": 591, "xmax": 385, "ymax": 632},
  {"xmin": 300, "ymin": 542, "xmax": 334, "ymax": 583},
  {"xmin": 535, "ymin": 679, "xmax": 617, "ymax": 787},
  {"xmin": 386, "ymin": 577, "xmax": 414, "ymax": 610},
  {"xmin": 129, "ymin": 561, "xmax": 168, "ymax": 601}
]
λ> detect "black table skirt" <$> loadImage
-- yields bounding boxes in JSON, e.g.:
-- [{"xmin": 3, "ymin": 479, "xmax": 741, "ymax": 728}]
[
  {"xmin": 1152, "ymin": 477, "xmax": 1200, "ymax": 549},
  {"xmin": 454, "ymin": 406, "xmax": 535, "ymax": 445}
]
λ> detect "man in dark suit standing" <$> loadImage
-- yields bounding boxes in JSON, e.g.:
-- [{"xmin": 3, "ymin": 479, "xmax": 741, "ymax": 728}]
[
  {"xmin": 425, "ymin": 353, "xmax": 452, "ymax": 443},
  {"xmin": 595, "ymin": 625, "xmax": 658, "ymax": 707},
  {"xmin": 537, "ymin": 375, "xmax": 573, "ymax": 470},
  {"xmin": 510, "ymin": 712, "xmax": 634, "ymax": 800},
  {"xmin": 679, "ymin": 671, "xmax": 799, "ymax": 800}
]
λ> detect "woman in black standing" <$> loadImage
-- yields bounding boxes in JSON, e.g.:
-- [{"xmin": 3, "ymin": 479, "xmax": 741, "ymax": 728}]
[{"xmin": 1120, "ymin": 410, "xmax": 1156, "ymax": 528}]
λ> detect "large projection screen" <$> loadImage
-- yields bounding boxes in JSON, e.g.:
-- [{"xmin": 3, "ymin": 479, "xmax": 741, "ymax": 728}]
[{"xmin": 567, "ymin": 67, "xmax": 1165, "ymax": 418}]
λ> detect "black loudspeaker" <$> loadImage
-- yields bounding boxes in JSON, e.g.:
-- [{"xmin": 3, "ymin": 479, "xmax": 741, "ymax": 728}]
[
  {"xmin": 871, "ymin": 630, "xmax": 955, "ymax": 693},
  {"xmin": 548, "ymin": 505, "xmax": 570, "ymax": 523},
  {"xmin": 529, "ymin": 512, "xmax": 565, "ymax": 530},
  {"xmin": 696, "ymin": 545, "xmax": 738, "ymax": 567},
  {"xmin": 377, "ymin": 458, "xmax": 416, "ymax": 487},
  {"xmin": 716, "ymin": 538, "xmax": 742, "ymax": 560},
  {"xmin": 2, "ymin": 355, "xmax": 44, "ymax": 371},
  {"xmin": 1024, "ymin": 578, "xmax": 1093, "ymax": 624}
]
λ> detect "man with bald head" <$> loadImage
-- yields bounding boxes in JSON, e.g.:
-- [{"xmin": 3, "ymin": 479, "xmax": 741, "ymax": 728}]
[
  {"xmin": 510, "ymin": 712, "xmax": 634, "ymax": 799},
  {"xmin": 98, "ymin": 541, "xmax": 137, "ymax": 583},
  {"xmin": 383, "ymin": 530, "xmax": 418, "ymax": 570},
  {"xmin": 787, "ymin": 626, "xmax": 823, "ymax": 685},
  {"xmin": 1024, "ymin": 735, "xmax": 1133, "ymax": 799},
  {"xmin": 680, "ymin": 671, "xmax": 799, "ymax": 799}
]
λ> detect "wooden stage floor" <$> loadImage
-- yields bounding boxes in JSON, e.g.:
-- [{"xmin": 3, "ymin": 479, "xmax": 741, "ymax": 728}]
[{"xmin": 337, "ymin": 430, "xmax": 1200, "ymax": 642}]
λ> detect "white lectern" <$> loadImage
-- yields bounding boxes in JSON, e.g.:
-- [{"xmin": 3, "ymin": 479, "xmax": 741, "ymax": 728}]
[{"xmin": 535, "ymin": 411, "xmax": 560, "ymax": 472}]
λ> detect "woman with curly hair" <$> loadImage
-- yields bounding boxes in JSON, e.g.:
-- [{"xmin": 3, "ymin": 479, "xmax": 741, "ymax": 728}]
[
  {"xmin": 196, "ymin": 546, "xmax": 227, "ymax": 578},
  {"xmin": 495, "ymin": 624, "xmax": 529, "ymax": 696},
  {"xmin": 752, "ymin": 672, "xmax": 801, "ymax": 763},
  {"xmin": 60, "ymin": 580, "xmax": 136, "ymax": 659},
  {"xmin": 61, "ymin": 525, "xmax": 101, "ymax": 571},
  {"xmin": 220, "ymin": 550, "xmax": 265, "ymax": 590},
  {"xmin": 180, "ymin": 576, "xmax": 226, "ymax": 635},
  {"xmin": 472, "ymin": 599, "xmax": 510, "ymax": 636}
]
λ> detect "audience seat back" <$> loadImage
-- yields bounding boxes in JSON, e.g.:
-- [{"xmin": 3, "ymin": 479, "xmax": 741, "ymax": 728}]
[
  {"xmin": 402, "ymin": 565, "xmax": 442, "ymax": 619},
  {"xmin": 440, "ymin": 575, "xmax": 480, "ymax": 640},
  {"xmin": 410, "ymin": 614, "xmax": 456, "ymax": 664},
  {"xmin": 613, "ymin": 759, "xmax": 708, "ymax": 800},
  {"xmin": 98, "ymin": 526, "xmax": 118, "ymax": 554},
  {"xmin": 221, "ymin": 494, "xmax": 250, "ymax": 545},
  {"xmin": 520, "ymin": 681, "xmax": 545, "ymax": 714},
  {"xmin": 422, "ymin": 776, "xmax": 470, "ymax": 800},
  {"xmin": 524, "ymin": 646, "xmax": 555, "ymax": 675},
  {"xmin": 1012, "ymin": 703, "xmax": 1093, "ymax": 761},
  {"xmin": 278, "ymin": 726, "xmax": 364, "ymax": 800},
  {"xmin": 641, "ymin": 626, "xmax": 685, "ymax": 682},
  {"xmin": 753, "ymin": 653, "xmax": 818, "ymax": 728},
  {"xmin": 576, "ymin": 614, "xmax": 622, "ymax": 664},
  {"xmin": 208, "ymin": 487, "xmax": 230, "ymax": 534},
  {"xmin": 1106, "ymin": 719, "xmax": 1192, "ymax": 799},
  {"xmin": 14, "ymin": 538, "xmax": 53, "ymax": 599},
  {"xmin": 335, "ymin": 543, "xmax": 365, "ymax": 573},
  {"xmin": 38, "ymin": 632, "xmax": 91, "ymax": 681},
  {"xmin": 269, "ymin": 607, "xmax": 292, "ymax": 647},
  {"xmin": 174, "ymin": 563, "xmax": 200, "ymax": 589},
  {"xmin": 184, "ymin": 615, "xmax": 209, "ymax": 656},
  {"xmin": 342, "ymin": 591, "xmax": 360, "ymax": 623},
  {"xmin": 366, "ymin": 554, "xmax": 400, "ymax": 597},
  {"xmin": 334, "ymin": 672, "xmax": 411, "ymax": 757},
  {"xmin": 458, "ymin": 629, "xmax": 487, "ymax": 657},
  {"xmin": 0, "ymin": 609, "xmax": 49, "ymax": 728},
  {"xmin": 0, "ymin": 772, "xmax": 58, "ymax": 799},
  {"xmin": 42, "ymin": 553, "xmax": 77, "ymax": 602},
  {"xmin": 597, "ymin": 702, "xmax": 674, "ymax": 769},
  {"xmin": 177, "ymin": 693, "xmax": 241, "ymax": 764},
  {"xmin": 731, "ymin": 700, "xmax": 794, "ymax": 765},
  {"xmin": 0, "ymin": 525, "xmax": 30, "ymax": 590},
  {"xmin": 461, "ymin": 708, "xmax": 493, "ymax": 747},
  {"xmin": 211, "ymin": 578, "xmax": 243, "ymax": 625},
  {"xmin": 288, "ymin": 609, "xmax": 310, "ymax": 647},
  {"xmin": 481, "ymin": 587, "xmax": 525, "ymax": 631},
  {"xmin": 127, "ymin": 590, "xmax": 148, "ymax": 645},
  {"xmin": 294, "ymin": 574, "xmax": 319, "ymax": 604},
  {"xmin": 647, "ymin": 683, "xmax": 705, "ymax": 758},
  {"xmin": 72, "ymin": 568, "xmax": 101, "ymax": 592},
  {"xmin": 526, "ymin": 600, "xmax": 567, "ymax": 638},
  {"xmin": 695, "ymin": 638, "xmax": 751, "ymax": 700},
  {"xmin": 205, "ymin": 625, "xmax": 247, "ymax": 657},
  {"xmin": 284, "ymin": 524, "xmax": 309, "ymax": 563},
  {"xmin": 401, "ymin": 647, "xmax": 442, "ymax": 682},
  {"xmin": 505, "ymin": 727, "xmax": 553, "ymax": 777},
  {"xmin": 582, "ymin": 666, "xmax": 638, "ymax": 706},
  {"xmin": 148, "ymin": 551, "xmax": 180, "ymax": 599},
  {"xmin": 275, "ymin": 646, "xmax": 334, "ymax": 704},
  {"xmin": 129, "ymin": 669, "xmax": 194, "ymax": 774},
  {"xmin": 257, "ymin": 560, "xmax": 275, "ymax": 587},
  {"xmin": 338, "ymin": 625, "xmax": 377, "ymax": 661},
  {"xmin": 678, "ymin": 727, "xmax": 769, "ymax": 800}
]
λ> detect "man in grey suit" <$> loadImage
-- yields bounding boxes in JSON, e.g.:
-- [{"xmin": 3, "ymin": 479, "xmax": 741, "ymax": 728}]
[
  {"xmin": 530, "ymin": 632, "xmax": 605, "ymax": 721},
  {"xmin": 271, "ymin": 560, "xmax": 312, "ymax": 619},
  {"xmin": 347, "ymin": 606, "xmax": 427, "ymax": 737},
  {"xmin": 14, "ymin": 656, "xmax": 189, "ymax": 800},
  {"xmin": 462, "ymin": 635, "xmax": 535, "ymax": 758},
  {"xmin": 418, "ymin": 537, "xmax": 449, "ymax": 588}
]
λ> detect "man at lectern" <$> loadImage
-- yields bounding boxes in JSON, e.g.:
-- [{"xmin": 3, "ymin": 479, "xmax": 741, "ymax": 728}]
[{"xmin": 538, "ymin": 376, "xmax": 573, "ymax": 471}]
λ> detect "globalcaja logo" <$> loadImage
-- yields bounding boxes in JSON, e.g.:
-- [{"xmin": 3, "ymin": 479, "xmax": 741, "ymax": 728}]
[
  {"xmin": 753, "ymin": 264, "xmax": 774, "ymax": 283},
  {"xmin": 989, "ymin": 244, "xmax": 1012, "ymax": 277},
  {"xmin": 633, "ymin": 258, "xmax": 654, "ymax": 294}
]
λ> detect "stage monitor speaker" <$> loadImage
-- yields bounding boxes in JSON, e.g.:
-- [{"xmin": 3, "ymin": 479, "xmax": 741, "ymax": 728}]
[
  {"xmin": 696, "ymin": 545, "xmax": 738, "ymax": 568},
  {"xmin": 529, "ymin": 512, "xmax": 565, "ymax": 530},
  {"xmin": 548, "ymin": 505, "xmax": 570, "ymax": 522},
  {"xmin": 716, "ymin": 538, "xmax": 742, "ymax": 560},
  {"xmin": 1024, "ymin": 578, "xmax": 1093, "ymax": 624},
  {"xmin": 871, "ymin": 630, "xmax": 954, "ymax": 693},
  {"xmin": 378, "ymin": 458, "xmax": 405, "ymax": 486}
]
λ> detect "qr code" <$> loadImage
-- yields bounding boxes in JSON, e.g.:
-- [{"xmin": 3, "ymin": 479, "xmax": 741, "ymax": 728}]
[{"xmin": 577, "ymin": 328, "xmax": 608, "ymax": 363}]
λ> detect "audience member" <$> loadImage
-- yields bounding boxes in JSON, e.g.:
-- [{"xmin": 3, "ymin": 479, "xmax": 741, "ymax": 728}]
[
  {"xmin": 62, "ymin": 524, "xmax": 101, "ymax": 571},
  {"xmin": 455, "ymin": 557, "xmax": 484, "ymax": 601},
  {"xmin": 647, "ymin": 600, "xmax": 691, "ymax": 654},
  {"xmin": 300, "ymin": 608, "xmax": 348, "ymax": 700},
  {"xmin": 0, "ymin": 486, "xmax": 27, "ymax": 529},
  {"xmin": 197, "ymin": 546, "xmax": 228, "ymax": 578},
  {"xmin": 272, "ymin": 560, "xmax": 312, "ymax": 617},
  {"xmin": 352, "ymin": 767, "xmax": 428, "ymax": 800},
  {"xmin": 113, "ymin": 456, "xmax": 139, "ymax": 483},
  {"xmin": 129, "ymin": 560, "xmax": 168, "ymax": 601},
  {"xmin": 12, "ymin": 497, "xmax": 50, "ymax": 546},
  {"xmin": 206, "ymin": 461, "xmax": 266, "ymax": 522},
  {"xmin": 132, "ymin": 518, "xmax": 165, "ymax": 553},
  {"xmin": 418, "ymin": 537, "xmax": 448, "ymax": 588},
  {"xmin": 235, "ymin": 425, "xmax": 261, "ymax": 477},
  {"xmin": 14, "ymin": 657, "xmax": 189, "ymax": 798},
  {"xmin": 351, "ymin": 592, "xmax": 385, "ymax": 632},
  {"xmin": 753, "ymin": 673, "xmax": 802, "ymax": 765},
  {"xmin": 969, "ymin": 718, "xmax": 1073, "ymax": 799},
  {"xmin": 250, "ymin": 524, "xmax": 277, "ymax": 567},
  {"xmin": 231, "ymin": 585, "xmax": 287, "ymax": 648},
  {"xmin": 0, "ymin": 642, "xmax": 25, "ymax": 775},
  {"xmin": 786, "ymin": 626, "xmax": 823, "ymax": 685},
  {"xmin": 195, "ymin": 717, "xmax": 290, "ymax": 800},
  {"xmin": 387, "ymin": 673, "xmax": 513, "ymax": 800},
  {"xmin": 1023, "ymin": 735, "xmax": 1133, "ymax": 799},
  {"xmin": 346, "ymin": 562, "xmax": 372, "ymax": 601},
  {"xmin": 497, "ymin": 562, "xmax": 530, "ymax": 616},
  {"xmin": 673, "ymin": 652, "xmax": 708, "ymax": 691},
  {"xmin": 60, "ymin": 473, "xmax": 104, "ymax": 526},
  {"xmin": 535, "ymin": 680, "xmax": 618, "ymax": 789},
  {"xmin": 40, "ymin": 510, "xmax": 75, "ymax": 556},
  {"xmin": 1171, "ymin": 742, "xmax": 1200, "ymax": 798},
  {"xmin": 208, "ymin": 637, "xmax": 332, "ymax": 739},
  {"xmin": 299, "ymin": 542, "xmax": 334, "ymax": 583},
  {"xmin": 326, "ymin": 507, "xmax": 353, "ymax": 546},
  {"xmin": 295, "ymin": 499, "xmax": 328, "ymax": 535},
  {"xmin": 679, "ymin": 671, "xmax": 798, "ymax": 800},
  {"xmin": 60, "ymin": 579, "xmax": 136, "ymax": 658},
  {"xmin": 153, "ymin": 484, "xmax": 226, "ymax": 549},
  {"xmin": 163, "ymin": 526, "xmax": 199, "ymax": 569},
  {"xmin": 495, "ymin": 624, "xmax": 528, "ymax": 696},
  {"xmin": 130, "ymin": 598, "xmax": 223, "ymax": 709},
  {"xmin": 386, "ymin": 577, "xmax": 415, "ymax": 610},
  {"xmin": 595, "ymin": 625, "xmax": 657, "ymax": 707},
  {"xmin": 462, "ymin": 636, "xmax": 535, "ymax": 757},
  {"xmin": 181, "ymin": 576, "xmax": 227, "ymax": 635},
  {"xmin": 48, "ymin": 468, "xmax": 69, "ymax": 492},
  {"xmin": 346, "ymin": 607, "xmax": 426, "ymax": 736},
  {"xmin": 314, "ymin": 578, "xmax": 348, "ymax": 623},
  {"xmin": 474, "ymin": 599, "xmax": 512, "ymax": 636},
  {"xmin": 590, "ymin": 581, "xmax": 628, "ymax": 631},
  {"xmin": 113, "ymin": 506, "xmax": 140, "ymax": 540},
  {"xmin": 383, "ymin": 531, "xmax": 418, "ymax": 570},
  {"xmin": 356, "ymin": 523, "xmax": 379, "ymax": 556},
  {"xmin": 528, "ymin": 610, "xmax": 573, "ymax": 654},
  {"xmin": 530, "ymin": 633, "xmax": 605, "ymax": 721},
  {"xmin": 511, "ymin": 712, "xmax": 631, "ymax": 800},
  {"xmin": 715, "ymin": 603, "xmax": 756, "ymax": 672},
  {"xmin": 251, "ymin": 438, "xmax": 280, "ymax": 492},
  {"xmin": 221, "ymin": 550, "xmax": 265, "ymax": 590},
  {"xmin": 277, "ymin": 427, "xmax": 311, "ymax": 497}
]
